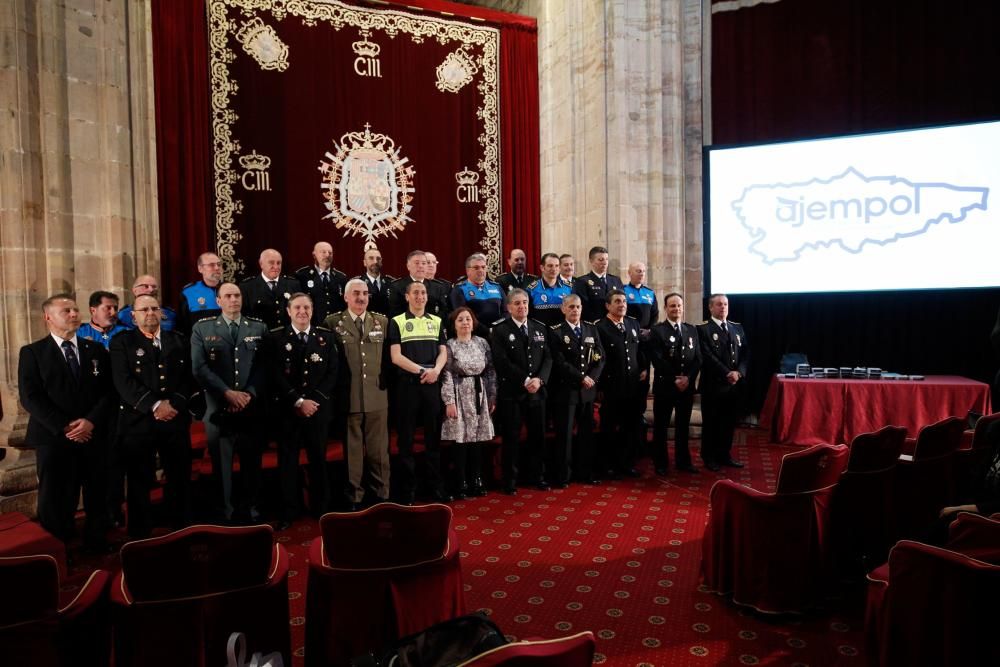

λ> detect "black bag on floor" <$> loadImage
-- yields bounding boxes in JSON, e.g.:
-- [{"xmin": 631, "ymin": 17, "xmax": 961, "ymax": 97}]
[{"xmin": 351, "ymin": 613, "xmax": 508, "ymax": 667}]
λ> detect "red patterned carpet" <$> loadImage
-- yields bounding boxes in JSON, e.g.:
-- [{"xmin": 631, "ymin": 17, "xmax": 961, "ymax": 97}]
[{"xmin": 270, "ymin": 429, "xmax": 867, "ymax": 666}]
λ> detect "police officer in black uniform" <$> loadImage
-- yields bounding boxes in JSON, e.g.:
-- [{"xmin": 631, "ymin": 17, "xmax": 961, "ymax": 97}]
[
  {"xmin": 240, "ymin": 248, "xmax": 300, "ymax": 329},
  {"xmin": 268, "ymin": 293, "xmax": 339, "ymax": 529},
  {"xmin": 574, "ymin": 246, "xmax": 624, "ymax": 323},
  {"xmin": 109, "ymin": 294, "xmax": 193, "ymax": 538},
  {"xmin": 423, "ymin": 251, "xmax": 455, "ymax": 318},
  {"xmin": 496, "ymin": 248, "xmax": 539, "ymax": 294},
  {"xmin": 296, "ymin": 241, "xmax": 348, "ymax": 325},
  {"xmin": 356, "ymin": 246, "xmax": 395, "ymax": 316},
  {"xmin": 596, "ymin": 289, "xmax": 646, "ymax": 478},
  {"xmin": 388, "ymin": 281, "xmax": 450, "ymax": 504},
  {"xmin": 491, "ymin": 288, "xmax": 552, "ymax": 493},
  {"xmin": 548, "ymin": 293, "xmax": 605, "ymax": 486},
  {"xmin": 387, "ymin": 249, "xmax": 450, "ymax": 318},
  {"xmin": 647, "ymin": 292, "xmax": 701, "ymax": 475},
  {"xmin": 697, "ymin": 293, "xmax": 749, "ymax": 471}
]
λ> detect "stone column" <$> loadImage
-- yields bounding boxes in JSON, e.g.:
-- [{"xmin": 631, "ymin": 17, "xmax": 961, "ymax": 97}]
[{"xmin": 0, "ymin": 0, "xmax": 159, "ymax": 513}]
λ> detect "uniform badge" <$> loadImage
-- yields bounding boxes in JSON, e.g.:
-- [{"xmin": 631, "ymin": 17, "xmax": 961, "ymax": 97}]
[
  {"xmin": 285, "ymin": 343, "xmax": 293, "ymax": 351},
  {"xmin": 631, "ymin": 328, "xmax": 637, "ymax": 337},
  {"xmin": 310, "ymin": 353, "xmax": 322, "ymax": 362},
  {"xmin": 628, "ymin": 293, "xmax": 635, "ymax": 300},
  {"xmin": 307, "ymin": 280, "xmax": 315, "ymax": 288},
  {"xmin": 283, "ymin": 292, "xmax": 291, "ymax": 300},
  {"xmin": 688, "ymin": 337, "xmax": 694, "ymax": 348},
  {"xmin": 469, "ymin": 290, "xmax": 475, "ymax": 298},
  {"xmin": 136, "ymin": 348, "xmax": 145, "ymax": 357},
  {"xmin": 427, "ymin": 321, "xmax": 435, "ymax": 332},
  {"xmin": 593, "ymin": 353, "xmax": 601, "ymax": 361},
  {"xmin": 508, "ymin": 333, "xmax": 515, "ymax": 342},
  {"xmin": 669, "ymin": 336, "xmax": 676, "ymax": 343},
  {"xmin": 587, "ymin": 279, "xmax": 594, "ymax": 286},
  {"xmin": 91, "ymin": 359, "xmax": 100, "ymax": 376},
  {"xmin": 584, "ymin": 336, "xmax": 595, "ymax": 344},
  {"xmin": 197, "ymin": 296, "xmax": 206, "ymax": 306},
  {"xmin": 540, "ymin": 294, "xmax": 547, "ymax": 302},
  {"xmin": 712, "ymin": 333, "xmax": 719, "ymax": 341},
  {"xmin": 736, "ymin": 334, "xmax": 742, "ymax": 346},
  {"xmin": 405, "ymin": 322, "xmax": 414, "ymax": 332},
  {"xmin": 564, "ymin": 335, "xmax": 570, "ymax": 344}
]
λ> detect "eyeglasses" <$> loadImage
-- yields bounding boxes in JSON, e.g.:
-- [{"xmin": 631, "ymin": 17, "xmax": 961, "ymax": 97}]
[
  {"xmin": 135, "ymin": 307, "xmax": 162, "ymax": 313},
  {"xmin": 134, "ymin": 283, "xmax": 158, "ymax": 290}
]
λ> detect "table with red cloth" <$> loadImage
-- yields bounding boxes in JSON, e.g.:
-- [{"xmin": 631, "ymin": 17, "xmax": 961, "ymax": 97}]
[{"xmin": 759, "ymin": 375, "xmax": 992, "ymax": 445}]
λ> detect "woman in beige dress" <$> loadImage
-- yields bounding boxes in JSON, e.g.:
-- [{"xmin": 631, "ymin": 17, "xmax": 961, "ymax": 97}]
[{"xmin": 441, "ymin": 307, "xmax": 497, "ymax": 498}]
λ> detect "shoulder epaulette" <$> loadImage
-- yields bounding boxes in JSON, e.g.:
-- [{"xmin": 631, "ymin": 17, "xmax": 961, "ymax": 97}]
[
  {"xmin": 549, "ymin": 324, "xmax": 561, "ymax": 330},
  {"xmin": 491, "ymin": 318, "xmax": 507, "ymax": 327},
  {"xmin": 315, "ymin": 325, "xmax": 333, "ymax": 332},
  {"xmin": 701, "ymin": 320, "xmax": 710, "ymax": 325},
  {"xmin": 526, "ymin": 280, "xmax": 539, "ymax": 289},
  {"xmin": 294, "ymin": 265, "xmax": 312, "ymax": 274},
  {"xmin": 181, "ymin": 281, "xmax": 197, "ymax": 290},
  {"xmin": 528, "ymin": 318, "xmax": 545, "ymax": 326},
  {"xmin": 728, "ymin": 320, "xmax": 741, "ymax": 325},
  {"xmin": 269, "ymin": 326, "xmax": 284, "ymax": 333},
  {"xmin": 331, "ymin": 268, "xmax": 348, "ymax": 278},
  {"xmin": 245, "ymin": 316, "xmax": 264, "ymax": 323},
  {"xmin": 625, "ymin": 315, "xmax": 638, "ymax": 321},
  {"xmin": 239, "ymin": 275, "xmax": 256, "ymax": 283}
]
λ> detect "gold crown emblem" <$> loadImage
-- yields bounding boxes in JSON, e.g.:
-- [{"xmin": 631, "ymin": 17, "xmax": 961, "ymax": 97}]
[
  {"xmin": 352, "ymin": 37, "xmax": 380, "ymax": 58},
  {"xmin": 235, "ymin": 17, "xmax": 269, "ymax": 47},
  {"xmin": 337, "ymin": 123, "xmax": 396, "ymax": 155},
  {"xmin": 455, "ymin": 166, "xmax": 479, "ymax": 186},
  {"xmin": 238, "ymin": 150, "xmax": 271, "ymax": 171}
]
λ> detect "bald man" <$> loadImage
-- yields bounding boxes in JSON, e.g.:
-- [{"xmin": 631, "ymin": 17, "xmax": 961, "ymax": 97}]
[
  {"xmin": 118, "ymin": 274, "xmax": 177, "ymax": 332},
  {"xmin": 496, "ymin": 248, "xmax": 539, "ymax": 294},
  {"xmin": 296, "ymin": 241, "xmax": 348, "ymax": 325},
  {"xmin": 239, "ymin": 248, "xmax": 300, "ymax": 329}
]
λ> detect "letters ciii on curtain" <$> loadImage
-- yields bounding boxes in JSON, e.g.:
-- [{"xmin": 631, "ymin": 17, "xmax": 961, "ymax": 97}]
[{"xmin": 207, "ymin": 0, "xmax": 501, "ymax": 279}]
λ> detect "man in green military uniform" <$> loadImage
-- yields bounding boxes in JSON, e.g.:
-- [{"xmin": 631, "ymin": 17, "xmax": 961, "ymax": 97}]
[{"xmin": 325, "ymin": 278, "xmax": 390, "ymax": 510}]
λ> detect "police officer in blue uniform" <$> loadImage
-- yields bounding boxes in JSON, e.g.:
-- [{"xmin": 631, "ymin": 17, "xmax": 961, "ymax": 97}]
[
  {"xmin": 450, "ymin": 252, "xmax": 505, "ymax": 338},
  {"xmin": 118, "ymin": 274, "xmax": 177, "ymax": 332},
  {"xmin": 573, "ymin": 246, "xmax": 624, "ymax": 323},
  {"xmin": 527, "ymin": 253, "xmax": 573, "ymax": 327},
  {"xmin": 622, "ymin": 262, "xmax": 658, "ymax": 332},
  {"xmin": 177, "ymin": 251, "xmax": 224, "ymax": 334},
  {"xmin": 77, "ymin": 291, "xmax": 128, "ymax": 349},
  {"xmin": 295, "ymin": 241, "xmax": 348, "ymax": 326}
]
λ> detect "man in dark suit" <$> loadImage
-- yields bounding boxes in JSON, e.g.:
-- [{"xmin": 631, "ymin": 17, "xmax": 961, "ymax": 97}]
[
  {"xmin": 491, "ymin": 288, "xmax": 552, "ymax": 493},
  {"xmin": 697, "ymin": 293, "xmax": 749, "ymax": 471},
  {"xmin": 574, "ymin": 245, "xmax": 624, "ymax": 323},
  {"xmin": 595, "ymin": 290, "xmax": 646, "ymax": 478},
  {"xmin": 110, "ymin": 294, "xmax": 193, "ymax": 538},
  {"xmin": 268, "ymin": 293, "xmax": 339, "ymax": 529},
  {"xmin": 496, "ymin": 248, "xmax": 539, "ymax": 294},
  {"xmin": 295, "ymin": 241, "xmax": 348, "ymax": 325},
  {"xmin": 191, "ymin": 282, "xmax": 269, "ymax": 523},
  {"xmin": 18, "ymin": 294, "xmax": 113, "ymax": 550},
  {"xmin": 548, "ymin": 294, "xmax": 605, "ymax": 486},
  {"xmin": 356, "ymin": 246, "xmax": 395, "ymax": 316},
  {"xmin": 647, "ymin": 292, "xmax": 701, "ymax": 475},
  {"xmin": 387, "ymin": 249, "xmax": 450, "ymax": 318},
  {"xmin": 240, "ymin": 248, "xmax": 300, "ymax": 329}
]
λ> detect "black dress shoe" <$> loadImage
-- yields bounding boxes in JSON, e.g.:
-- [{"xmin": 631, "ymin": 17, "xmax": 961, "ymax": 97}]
[
  {"xmin": 704, "ymin": 461, "xmax": 722, "ymax": 472},
  {"xmin": 469, "ymin": 478, "xmax": 488, "ymax": 497},
  {"xmin": 721, "ymin": 459, "xmax": 744, "ymax": 468},
  {"xmin": 502, "ymin": 482, "xmax": 518, "ymax": 496},
  {"xmin": 677, "ymin": 464, "xmax": 700, "ymax": 474},
  {"xmin": 554, "ymin": 481, "xmax": 569, "ymax": 489},
  {"xmin": 453, "ymin": 483, "xmax": 469, "ymax": 501},
  {"xmin": 429, "ymin": 489, "xmax": 453, "ymax": 503},
  {"xmin": 535, "ymin": 479, "xmax": 551, "ymax": 491}
]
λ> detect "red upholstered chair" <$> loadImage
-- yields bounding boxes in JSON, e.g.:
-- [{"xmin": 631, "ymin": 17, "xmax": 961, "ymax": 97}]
[
  {"xmin": 111, "ymin": 524, "xmax": 290, "ymax": 667},
  {"xmin": 0, "ymin": 554, "xmax": 111, "ymax": 667},
  {"xmin": 0, "ymin": 512, "xmax": 68, "ymax": 576},
  {"xmin": 457, "ymin": 631, "xmax": 596, "ymax": 666},
  {"xmin": 956, "ymin": 411, "xmax": 1000, "ymax": 497},
  {"xmin": 701, "ymin": 443, "xmax": 850, "ymax": 613},
  {"xmin": 305, "ymin": 502, "xmax": 465, "ymax": 667},
  {"xmin": 830, "ymin": 425, "xmax": 907, "ymax": 576},
  {"xmin": 865, "ymin": 513, "xmax": 1000, "ymax": 667},
  {"xmin": 894, "ymin": 416, "xmax": 965, "ymax": 539}
]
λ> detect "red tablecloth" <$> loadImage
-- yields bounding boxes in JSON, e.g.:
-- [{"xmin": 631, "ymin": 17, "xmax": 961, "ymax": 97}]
[{"xmin": 759, "ymin": 375, "xmax": 992, "ymax": 445}]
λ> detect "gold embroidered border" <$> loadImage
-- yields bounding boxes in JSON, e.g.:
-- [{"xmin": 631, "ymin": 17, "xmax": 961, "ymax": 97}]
[{"xmin": 207, "ymin": 0, "xmax": 502, "ymax": 278}]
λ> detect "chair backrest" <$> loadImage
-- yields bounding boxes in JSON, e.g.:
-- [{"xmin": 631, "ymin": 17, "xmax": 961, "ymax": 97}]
[
  {"xmin": 775, "ymin": 443, "xmax": 850, "ymax": 494},
  {"xmin": 778, "ymin": 352, "xmax": 808, "ymax": 374},
  {"xmin": 120, "ymin": 524, "xmax": 276, "ymax": 602},
  {"xmin": 969, "ymin": 411, "xmax": 1000, "ymax": 450},
  {"xmin": 847, "ymin": 425, "xmax": 907, "ymax": 472},
  {"xmin": 320, "ymin": 502, "xmax": 452, "ymax": 570},
  {"xmin": 912, "ymin": 416, "xmax": 965, "ymax": 460},
  {"xmin": 946, "ymin": 513, "xmax": 1000, "ymax": 564},
  {"xmin": 458, "ymin": 631, "xmax": 596, "ymax": 666},
  {"xmin": 0, "ymin": 555, "xmax": 59, "ymax": 628}
]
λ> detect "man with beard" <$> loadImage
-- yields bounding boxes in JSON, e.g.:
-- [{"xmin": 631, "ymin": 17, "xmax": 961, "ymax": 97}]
[
  {"xmin": 355, "ymin": 246, "xmax": 395, "ymax": 316},
  {"xmin": 296, "ymin": 241, "xmax": 348, "ymax": 325},
  {"xmin": 177, "ymin": 252, "xmax": 224, "ymax": 334}
]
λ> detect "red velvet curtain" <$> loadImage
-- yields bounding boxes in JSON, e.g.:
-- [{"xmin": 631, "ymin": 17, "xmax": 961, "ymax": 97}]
[{"xmin": 151, "ymin": 0, "xmax": 539, "ymax": 301}]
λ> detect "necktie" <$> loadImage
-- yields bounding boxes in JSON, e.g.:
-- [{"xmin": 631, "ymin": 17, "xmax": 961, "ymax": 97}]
[
  {"xmin": 372, "ymin": 279, "xmax": 380, "ymax": 293},
  {"xmin": 229, "ymin": 320, "xmax": 239, "ymax": 341},
  {"xmin": 321, "ymin": 272, "xmax": 329, "ymax": 289},
  {"xmin": 721, "ymin": 321, "xmax": 728, "ymax": 334},
  {"xmin": 152, "ymin": 337, "xmax": 161, "ymax": 350},
  {"xmin": 520, "ymin": 323, "xmax": 528, "ymax": 338},
  {"xmin": 299, "ymin": 331, "xmax": 308, "ymax": 345},
  {"xmin": 62, "ymin": 340, "xmax": 80, "ymax": 379},
  {"xmin": 617, "ymin": 321, "xmax": 625, "ymax": 334},
  {"xmin": 600, "ymin": 275, "xmax": 608, "ymax": 289},
  {"xmin": 356, "ymin": 317, "xmax": 364, "ymax": 335},
  {"xmin": 573, "ymin": 325, "xmax": 581, "ymax": 339},
  {"xmin": 268, "ymin": 280, "xmax": 277, "ymax": 291}
]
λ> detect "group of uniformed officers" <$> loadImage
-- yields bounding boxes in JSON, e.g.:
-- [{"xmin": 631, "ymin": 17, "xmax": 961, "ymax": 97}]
[{"xmin": 18, "ymin": 242, "xmax": 748, "ymax": 549}]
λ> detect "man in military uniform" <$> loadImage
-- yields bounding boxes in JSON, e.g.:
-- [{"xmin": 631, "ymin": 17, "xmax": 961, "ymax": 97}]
[
  {"xmin": 110, "ymin": 294, "xmax": 193, "ymax": 538},
  {"xmin": 18, "ymin": 294, "xmax": 113, "ymax": 551},
  {"xmin": 191, "ymin": 282, "xmax": 269, "ymax": 523},
  {"xmin": 697, "ymin": 293, "xmax": 749, "ymax": 472},
  {"xmin": 647, "ymin": 292, "xmax": 701, "ymax": 475},
  {"xmin": 388, "ymin": 281, "xmax": 450, "ymax": 504},
  {"xmin": 559, "ymin": 254, "xmax": 576, "ymax": 284},
  {"xmin": 388, "ymin": 250, "xmax": 450, "ymax": 318},
  {"xmin": 326, "ymin": 279, "xmax": 390, "ymax": 509},
  {"xmin": 596, "ymin": 290, "xmax": 646, "ymax": 478},
  {"xmin": 241, "ymin": 248, "xmax": 300, "ymax": 330},
  {"xmin": 450, "ymin": 252, "xmax": 505, "ymax": 338},
  {"xmin": 118, "ymin": 274, "xmax": 177, "ymax": 332},
  {"xmin": 574, "ymin": 246, "xmax": 624, "ymax": 323},
  {"xmin": 496, "ymin": 248, "xmax": 539, "ymax": 294},
  {"xmin": 268, "ymin": 293, "xmax": 339, "ymax": 529},
  {"xmin": 296, "ymin": 241, "xmax": 348, "ymax": 326},
  {"xmin": 177, "ymin": 252, "xmax": 223, "ymax": 334},
  {"xmin": 528, "ymin": 253, "xmax": 573, "ymax": 327},
  {"xmin": 356, "ymin": 246, "xmax": 395, "ymax": 316},
  {"xmin": 491, "ymin": 288, "xmax": 552, "ymax": 493},
  {"xmin": 77, "ymin": 290, "xmax": 128, "ymax": 349},
  {"xmin": 548, "ymin": 294, "xmax": 605, "ymax": 486}
]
